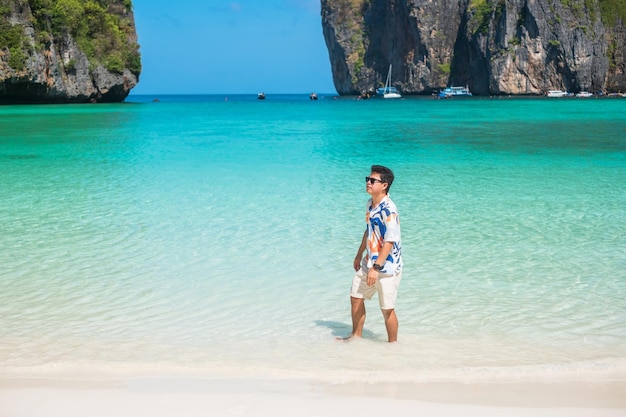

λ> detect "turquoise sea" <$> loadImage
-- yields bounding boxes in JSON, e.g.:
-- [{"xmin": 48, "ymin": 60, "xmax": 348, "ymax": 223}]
[{"xmin": 1, "ymin": 94, "xmax": 625, "ymax": 382}]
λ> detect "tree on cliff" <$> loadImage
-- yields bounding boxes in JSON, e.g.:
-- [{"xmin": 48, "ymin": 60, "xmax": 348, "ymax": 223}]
[{"xmin": 0, "ymin": 0, "xmax": 141, "ymax": 103}]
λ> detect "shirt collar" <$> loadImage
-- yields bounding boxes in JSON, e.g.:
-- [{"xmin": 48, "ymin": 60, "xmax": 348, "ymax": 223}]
[{"xmin": 369, "ymin": 194, "xmax": 389, "ymax": 211}]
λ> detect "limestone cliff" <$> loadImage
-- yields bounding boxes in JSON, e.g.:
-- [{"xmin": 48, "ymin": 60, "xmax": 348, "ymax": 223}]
[
  {"xmin": 321, "ymin": 0, "xmax": 626, "ymax": 95},
  {"xmin": 0, "ymin": 0, "xmax": 140, "ymax": 103}
]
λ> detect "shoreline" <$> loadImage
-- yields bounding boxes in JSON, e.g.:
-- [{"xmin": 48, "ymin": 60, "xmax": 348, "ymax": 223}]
[{"xmin": 2, "ymin": 374, "xmax": 625, "ymax": 417}]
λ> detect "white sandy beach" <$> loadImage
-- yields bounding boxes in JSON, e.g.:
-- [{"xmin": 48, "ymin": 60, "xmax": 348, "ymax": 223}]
[{"xmin": 2, "ymin": 375, "xmax": 625, "ymax": 417}]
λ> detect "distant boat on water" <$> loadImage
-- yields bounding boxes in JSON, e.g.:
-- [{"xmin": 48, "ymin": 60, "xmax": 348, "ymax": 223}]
[
  {"xmin": 438, "ymin": 86, "xmax": 472, "ymax": 98},
  {"xmin": 257, "ymin": 92, "xmax": 266, "ymax": 100},
  {"xmin": 575, "ymin": 91, "xmax": 593, "ymax": 98},
  {"xmin": 376, "ymin": 65, "xmax": 401, "ymax": 99},
  {"xmin": 546, "ymin": 90, "xmax": 568, "ymax": 97},
  {"xmin": 376, "ymin": 86, "xmax": 400, "ymax": 96}
]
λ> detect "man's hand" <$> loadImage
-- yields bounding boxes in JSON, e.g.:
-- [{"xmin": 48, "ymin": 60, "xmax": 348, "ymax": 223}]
[{"xmin": 366, "ymin": 268, "xmax": 378, "ymax": 287}]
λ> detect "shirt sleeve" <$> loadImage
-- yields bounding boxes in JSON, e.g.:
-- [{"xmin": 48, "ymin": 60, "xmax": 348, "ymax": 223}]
[{"xmin": 382, "ymin": 208, "xmax": 401, "ymax": 243}]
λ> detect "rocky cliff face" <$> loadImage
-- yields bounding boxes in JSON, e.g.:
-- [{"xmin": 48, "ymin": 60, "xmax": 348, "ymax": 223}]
[
  {"xmin": 0, "ymin": 0, "xmax": 140, "ymax": 103},
  {"xmin": 321, "ymin": 0, "xmax": 626, "ymax": 95}
]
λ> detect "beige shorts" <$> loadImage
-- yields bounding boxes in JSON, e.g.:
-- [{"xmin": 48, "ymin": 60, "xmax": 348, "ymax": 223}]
[{"xmin": 350, "ymin": 266, "xmax": 402, "ymax": 310}]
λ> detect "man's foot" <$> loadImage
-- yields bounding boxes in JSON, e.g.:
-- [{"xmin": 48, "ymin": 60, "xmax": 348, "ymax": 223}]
[{"xmin": 336, "ymin": 334, "xmax": 360, "ymax": 342}]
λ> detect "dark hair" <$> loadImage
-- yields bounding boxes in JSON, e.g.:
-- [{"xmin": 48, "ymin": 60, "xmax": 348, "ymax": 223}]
[{"xmin": 371, "ymin": 165, "xmax": 394, "ymax": 193}]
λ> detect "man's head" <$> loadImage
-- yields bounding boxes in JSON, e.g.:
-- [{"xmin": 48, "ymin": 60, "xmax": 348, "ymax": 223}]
[{"xmin": 367, "ymin": 165, "xmax": 395, "ymax": 194}]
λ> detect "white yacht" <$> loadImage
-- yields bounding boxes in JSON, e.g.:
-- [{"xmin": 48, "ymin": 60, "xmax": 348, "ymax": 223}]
[{"xmin": 546, "ymin": 90, "xmax": 568, "ymax": 97}]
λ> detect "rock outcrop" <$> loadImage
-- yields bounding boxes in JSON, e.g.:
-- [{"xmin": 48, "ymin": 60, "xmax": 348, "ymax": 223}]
[
  {"xmin": 0, "ymin": 0, "xmax": 140, "ymax": 103},
  {"xmin": 321, "ymin": 0, "xmax": 626, "ymax": 95}
]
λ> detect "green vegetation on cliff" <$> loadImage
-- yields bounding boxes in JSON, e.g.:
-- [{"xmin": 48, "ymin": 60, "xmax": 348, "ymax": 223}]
[
  {"xmin": 0, "ymin": 0, "xmax": 140, "ymax": 74},
  {"xmin": 0, "ymin": 9, "xmax": 27, "ymax": 70},
  {"xmin": 599, "ymin": 0, "xmax": 626, "ymax": 26},
  {"xmin": 558, "ymin": 0, "xmax": 626, "ymax": 26},
  {"xmin": 333, "ymin": 0, "xmax": 368, "ymax": 83},
  {"xmin": 469, "ymin": 0, "xmax": 625, "ymax": 31}
]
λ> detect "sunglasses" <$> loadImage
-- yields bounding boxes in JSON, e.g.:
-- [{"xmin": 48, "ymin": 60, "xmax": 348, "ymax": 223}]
[{"xmin": 365, "ymin": 176, "xmax": 385, "ymax": 184}]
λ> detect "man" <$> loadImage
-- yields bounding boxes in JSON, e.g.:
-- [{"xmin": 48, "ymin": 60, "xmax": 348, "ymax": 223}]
[{"xmin": 347, "ymin": 165, "xmax": 403, "ymax": 342}]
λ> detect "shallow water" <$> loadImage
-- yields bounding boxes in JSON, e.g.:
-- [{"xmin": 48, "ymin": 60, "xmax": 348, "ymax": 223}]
[{"xmin": 1, "ymin": 94, "xmax": 625, "ymax": 382}]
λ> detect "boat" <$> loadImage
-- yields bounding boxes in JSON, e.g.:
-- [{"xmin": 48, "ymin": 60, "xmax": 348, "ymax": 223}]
[
  {"xmin": 377, "ymin": 65, "xmax": 401, "ymax": 99},
  {"xmin": 546, "ymin": 90, "xmax": 568, "ymax": 97},
  {"xmin": 575, "ymin": 91, "xmax": 593, "ymax": 98},
  {"xmin": 257, "ymin": 92, "xmax": 266, "ymax": 100},
  {"xmin": 309, "ymin": 92, "xmax": 318, "ymax": 100},
  {"xmin": 376, "ymin": 86, "xmax": 399, "ymax": 96},
  {"xmin": 438, "ymin": 86, "xmax": 472, "ymax": 98}
]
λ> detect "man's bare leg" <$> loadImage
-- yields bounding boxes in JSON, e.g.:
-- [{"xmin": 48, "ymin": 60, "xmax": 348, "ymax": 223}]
[
  {"xmin": 382, "ymin": 308, "xmax": 398, "ymax": 342},
  {"xmin": 349, "ymin": 296, "xmax": 366, "ymax": 338}
]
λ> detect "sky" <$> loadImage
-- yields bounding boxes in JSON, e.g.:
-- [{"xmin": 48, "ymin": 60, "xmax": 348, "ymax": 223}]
[{"xmin": 130, "ymin": 0, "xmax": 337, "ymax": 95}]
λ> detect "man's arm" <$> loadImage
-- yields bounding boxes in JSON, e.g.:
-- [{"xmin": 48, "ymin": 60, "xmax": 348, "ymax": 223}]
[
  {"xmin": 353, "ymin": 228, "xmax": 367, "ymax": 271},
  {"xmin": 367, "ymin": 240, "xmax": 394, "ymax": 286},
  {"xmin": 374, "ymin": 241, "xmax": 394, "ymax": 268}
]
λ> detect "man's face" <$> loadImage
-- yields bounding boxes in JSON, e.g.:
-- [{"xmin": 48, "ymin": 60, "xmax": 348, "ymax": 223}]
[{"xmin": 365, "ymin": 173, "xmax": 385, "ymax": 195}]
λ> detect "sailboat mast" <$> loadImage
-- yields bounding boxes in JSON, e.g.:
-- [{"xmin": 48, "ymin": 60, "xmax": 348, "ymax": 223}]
[{"xmin": 386, "ymin": 64, "xmax": 392, "ymax": 92}]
